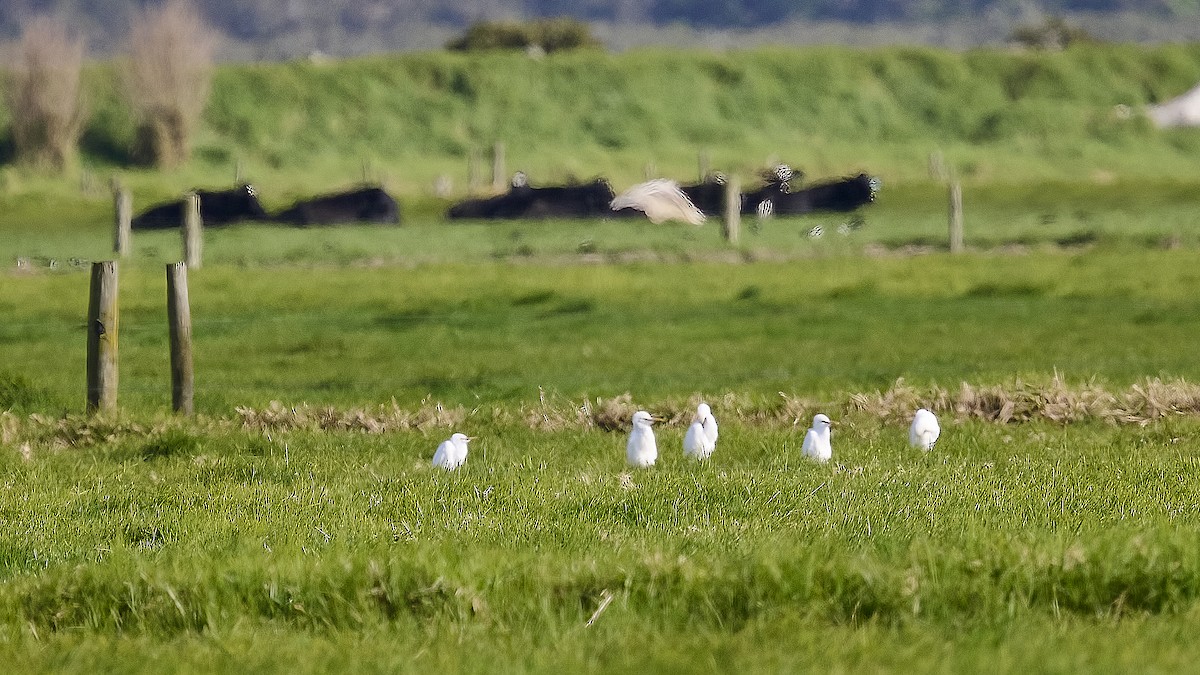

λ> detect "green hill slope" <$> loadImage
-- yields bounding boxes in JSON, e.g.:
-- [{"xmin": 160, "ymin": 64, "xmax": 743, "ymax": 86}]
[{"xmin": 4, "ymin": 44, "xmax": 1200, "ymax": 203}]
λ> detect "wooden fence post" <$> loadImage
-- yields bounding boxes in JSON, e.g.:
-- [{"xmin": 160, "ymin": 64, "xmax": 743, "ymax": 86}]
[
  {"xmin": 948, "ymin": 179, "xmax": 964, "ymax": 254},
  {"xmin": 183, "ymin": 192, "xmax": 202, "ymax": 269},
  {"xmin": 698, "ymin": 150, "xmax": 710, "ymax": 181},
  {"xmin": 86, "ymin": 261, "xmax": 119, "ymax": 413},
  {"xmin": 491, "ymin": 142, "xmax": 506, "ymax": 192},
  {"xmin": 468, "ymin": 148, "xmax": 482, "ymax": 194},
  {"xmin": 928, "ymin": 150, "xmax": 947, "ymax": 182},
  {"xmin": 166, "ymin": 262, "xmax": 195, "ymax": 415},
  {"xmin": 113, "ymin": 185, "xmax": 132, "ymax": 258},
  {"xmin": 722, "ymin": 175, "xmax": 741, "ymax": 245}
]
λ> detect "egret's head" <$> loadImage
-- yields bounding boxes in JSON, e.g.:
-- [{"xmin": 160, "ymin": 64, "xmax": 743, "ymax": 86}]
[
  {"xmin": 696, "ymin": 403, "xmax": 712, "ymax": 419},
  {"xmin": 450, "ymin": 432, "xmax": 472, "ymax": 444},
  {"xmin": 813, "ymin": 414, "xmax": 832, "ymax": 430},
  {"xmin": 632, "ymin": 410, "xmax": 655, "ymax": 427}
]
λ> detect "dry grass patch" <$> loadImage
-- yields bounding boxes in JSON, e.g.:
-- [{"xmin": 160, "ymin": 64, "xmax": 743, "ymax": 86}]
[
  {"xmin": 235, "ymin": 399, "xmax": 466, "ymax": 433},
  {"xmin": 850, "ymin": 376, "xmax": 1200, "ymax": 426},
  {"xmin": 6, "ymin": 378, "xmax": 1200, "ymax": 453}
]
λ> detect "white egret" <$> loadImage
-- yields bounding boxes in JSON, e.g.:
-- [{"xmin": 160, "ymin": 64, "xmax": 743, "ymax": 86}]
[
  {"xmin": 626, "ymin": 410, "xmax": 661, "ymax": 467},
  {"xmin": 610, "ymin": 179, "xmax": 705, "ymax": 225},
  {"xmin": 909, "ymin": 408, "xmax": 940, "ymax": 451},
  {"xmin": 801, "ymin": 414, "xmax": 833, "ymax": 463},
  {"xmin": 683, "ymin": 403, "xmax": 718, "ymax": 460},
  {"xmin": 432, "ymin": 432, "xmax": 472, "ymax": 470}
]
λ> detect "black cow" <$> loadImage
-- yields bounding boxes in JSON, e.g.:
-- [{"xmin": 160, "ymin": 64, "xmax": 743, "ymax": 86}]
[
  {"xmin": 740, "ymin": 164, "xmax": 801, "ymax": 217},
  {"xmin": 274, "ymin": 187, "xmax": 400, "ymax": 226},
  {"xmin": 680, "ymin": 172, "xmax": 732, "ymax": 216},
  {"xmin": 131, "ymin": 184, "xmax": 269, "ymax": 230},
  {"xmin": 743, "ymin": 173, "xmax": 879, "ymax": 217},
  {"xmin": 447, "ymin": 173, "xmax": 615, "ymax": 220}
]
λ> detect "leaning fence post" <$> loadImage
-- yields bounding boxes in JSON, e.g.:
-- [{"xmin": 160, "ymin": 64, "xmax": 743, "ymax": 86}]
[
  {"xmin": 948, "ymin": 179, "xmax": 964, "ymax": 254},
  {"xmin": 722, "ymin": 175, "xmax": 741, "ymax": 245},
  {"xmin": 698, "ymin": 149, "xmax": 710, "ymax": 181},
  {"xmin": 183, "ymin": 192, "xmax": 202, "ymax": 269},
  {"xmin": 86, "ymin": 261, "xmax": 119, "ymax": 414},
  {"xmin": 166, "ymin": 262, "xmax": 195, "ymax": 415},
  {"xmin": 113, "ymin": 184, "xmax": 132, "ymax": 258},
  {"xmin": 491, "ymin": 142, "xmax": 506, "ymax": 192}
]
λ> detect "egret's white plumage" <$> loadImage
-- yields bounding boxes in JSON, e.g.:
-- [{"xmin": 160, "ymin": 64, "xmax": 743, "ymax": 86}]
[
  {"xmin": 432, "ymin": 432, "xmax": 472, "ymax": 470},
  {"xmin": 909, "ymin": 408, "xmax": 940, "ymax": 451},
  {"xmin": 801, "ymin": 414, "xmax": 833, "ymax": 462},
  {"xmin": 626, "ymin": 410, "xmax": 660, "ymax": 467},
  {"xmin": 683, "ymin": 403, "xmax": 719, "ymax": 460},
  {"xmin": 610, "ymin": 179, "xmax": 705, "ymax": 225}
]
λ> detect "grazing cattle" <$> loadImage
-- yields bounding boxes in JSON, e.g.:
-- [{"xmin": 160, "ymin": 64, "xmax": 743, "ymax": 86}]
[
  {"xmin": 743, "ymin": 173, "xmax": 879, "ymax": 217},
  {"xmin": 740, "ymin": 164, "xmax": 800, "ymax": 217},
  {"xmin": 447, "ymin": 173, "xmax": 615, "ymax": 220},
  {"xmin": 274, "ymin": 186, "xmax": 400, "ymax": 226},
  {"xmin": 131, "ymin": 184, "xmax": 269, "ymax": 230},
  {"xmin": 679, "ymin": 172, "xmax": 732, "ymax": 216}
]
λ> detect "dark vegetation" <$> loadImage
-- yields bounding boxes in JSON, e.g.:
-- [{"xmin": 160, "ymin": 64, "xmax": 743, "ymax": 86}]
[{"xmin": 446, "ymin": 18, "xmax": 602, "ymax": 53}]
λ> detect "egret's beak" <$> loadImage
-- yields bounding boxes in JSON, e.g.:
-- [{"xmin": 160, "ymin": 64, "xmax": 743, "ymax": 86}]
[
  {"xmin": 650, "ymin": 415, "xmax": 666, "ymax": 424},
  {"xmin": 465, "ymin": 436, "xmax": 476, "ymax": 442}
]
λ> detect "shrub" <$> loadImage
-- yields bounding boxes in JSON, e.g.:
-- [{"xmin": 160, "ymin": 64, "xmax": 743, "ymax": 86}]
[
  {"xmin": 446, "ymin": 18, "xmax": 602, "ymax": 53},
  {"xmin": 1009, "ymin": 16, "xmax": 1097, "ymax": 51},
  {"xmin": 124, "ymin": 0, "xmax": 219, "ymax": 168},
  {"xmin": 4, "ymin": 16, "xmax": 87, "ymax": 172}
]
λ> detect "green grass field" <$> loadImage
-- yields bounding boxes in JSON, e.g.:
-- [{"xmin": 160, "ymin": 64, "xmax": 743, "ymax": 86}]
[
  {"xmin": 4, "ymin": 43, "xmax": 1200, "ymax": 672},
  {"xmin": 5, "ymin": 242, "xmax": 1200, "ymax": 672}
]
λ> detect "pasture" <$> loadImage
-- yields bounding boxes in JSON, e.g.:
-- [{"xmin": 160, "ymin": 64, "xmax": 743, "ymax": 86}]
[
  {"xmin": 4, "ymin": 231, "xmax": 1200, "ymax": 671},
  {"xmin": 3, "ymin": 42, "xmax": 1200, "ymax": 672}
]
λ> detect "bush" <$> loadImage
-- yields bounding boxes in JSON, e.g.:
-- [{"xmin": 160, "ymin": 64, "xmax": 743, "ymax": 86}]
[
  {"xmin": 124, "ymin": 0, "xmax": 218, "ymax": 168},
  {"xmin": 446, "ymin": 18, "xmax": 602, "ymax": 53},
  {"xmin": 1009, "ymin": 16, "xmax": 1097, "ymax": 51},
  {"xmin": 4, "ymin": 16, "xmax": 87, "ymax": 172}
]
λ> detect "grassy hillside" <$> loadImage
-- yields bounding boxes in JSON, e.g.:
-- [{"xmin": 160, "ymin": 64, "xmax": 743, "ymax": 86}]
[{"xmin": 3, "ymin": 43, "xmax": 1200, "ymax": 213}]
